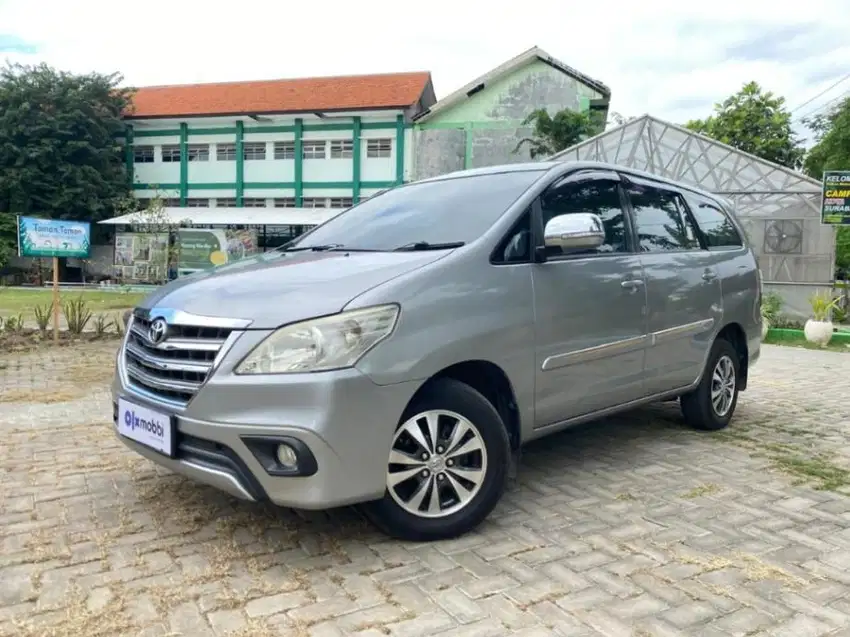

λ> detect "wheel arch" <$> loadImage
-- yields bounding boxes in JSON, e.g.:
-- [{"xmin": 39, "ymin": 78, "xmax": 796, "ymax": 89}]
[
  {"xmin": 716, "ymin": 322, "xmax": 749, "ymax": 390},
  {"xmin": 408, "ymin": 360, "xmax": 522, "ymax": 450}
]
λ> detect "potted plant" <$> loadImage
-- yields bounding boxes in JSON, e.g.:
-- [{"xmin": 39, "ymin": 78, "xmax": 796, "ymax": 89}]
[
  {"xmin": 804, "ymin": 291, "xmax": 841, "ymax": 347},
  {"xmin": 760, "ymin": 291, "xmax": 783, "ymax": 340}
]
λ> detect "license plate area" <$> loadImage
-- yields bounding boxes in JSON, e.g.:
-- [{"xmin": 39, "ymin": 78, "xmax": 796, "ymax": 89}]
[{"xmin": 117, "ymin": 397, "xmax": 176, "ymax": 458}]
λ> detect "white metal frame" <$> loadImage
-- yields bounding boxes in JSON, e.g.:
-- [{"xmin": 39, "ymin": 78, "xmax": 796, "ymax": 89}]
[{"xmin": 549, "ymin": 115, "xmax": 834, "ymax": 291}]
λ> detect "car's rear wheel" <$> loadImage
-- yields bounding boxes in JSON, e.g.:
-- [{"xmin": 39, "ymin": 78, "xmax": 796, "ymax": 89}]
[
  {"xmin": 681, "ymin": 338, "xmax": 740, "ymax": 431},
  {"xmin": 362, "ymin": 378, "xmax": 510, "ymax": 541}
]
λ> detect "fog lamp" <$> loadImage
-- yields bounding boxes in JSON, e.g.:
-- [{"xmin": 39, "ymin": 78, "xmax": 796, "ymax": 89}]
[{"xmin": 276, "ymin": 444, "xmax": 298, "ymax": 469}]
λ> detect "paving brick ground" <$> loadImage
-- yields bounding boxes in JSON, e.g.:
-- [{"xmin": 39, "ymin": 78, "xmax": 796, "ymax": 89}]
[{"xmin": 2, "ymin": 342, "xmax": 850, "ymax": 636}]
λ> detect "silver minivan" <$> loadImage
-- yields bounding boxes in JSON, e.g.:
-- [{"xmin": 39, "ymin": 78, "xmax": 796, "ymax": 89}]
[{"xmin": 112, "ymin": 161, "xmax": 762, "ymax": 540}]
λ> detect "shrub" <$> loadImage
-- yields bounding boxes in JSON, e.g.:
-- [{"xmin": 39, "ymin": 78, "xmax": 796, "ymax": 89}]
[
  {"xmin": 809, "ymin": 291, "xmax": 841, "ymax": 322},
  {"xmin": 62, "ymin": 297, "xmax": 93, "ymax": 335},
  {"xmin": 92, "ymin": 313, "xmax": 109, "ymax": 337},
  {"xmin": 33, "ymin": 303, "xmax": 53, "ymax": 334},
  {"xmin": 111, "ymin": 316, "xmax": 125, "ymax": 336},
  {"xmin": 761, "ymin": 292, "xmax": 783, "ymax": 323},
  {"xmin": 3, "ymin": 313, "xmax": 24, "ymax": 334}
]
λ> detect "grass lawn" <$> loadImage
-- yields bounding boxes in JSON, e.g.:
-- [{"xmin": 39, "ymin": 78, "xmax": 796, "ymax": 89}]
[
  {"xmin": 763, "ymin": 332, "xmax": 850, "ymax": 353},
  {"xmin": 0, "ymin": 288, "xmax": 148, "ymax": 317}
]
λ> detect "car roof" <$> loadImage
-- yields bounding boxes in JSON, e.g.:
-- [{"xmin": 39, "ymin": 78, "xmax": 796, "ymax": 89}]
[{"xmin": 418, "ymin": 160, "xmax": 728, "ymax": 210}]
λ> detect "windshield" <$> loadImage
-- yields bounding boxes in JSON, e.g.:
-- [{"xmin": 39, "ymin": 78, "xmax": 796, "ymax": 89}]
[{"xmin": 287, "ymin": 170, "xmax": 546, "ymax": 251}]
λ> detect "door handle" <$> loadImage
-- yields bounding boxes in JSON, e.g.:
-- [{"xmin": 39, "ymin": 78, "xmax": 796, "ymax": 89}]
[
  {"xmin": 702, "ymin": 271, "xmax": 718, "ymax": 282},
  {"xmin": 621, "ymin": 279, "xmax": 644, "ymax": 290}
]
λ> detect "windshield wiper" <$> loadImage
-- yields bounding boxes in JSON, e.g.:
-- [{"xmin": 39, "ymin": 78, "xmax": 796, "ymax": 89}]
[
  {"xmin": 278, "ymin": 244, "xmax": 383, "ymax": 253},
  {"xmin": 278, "ymin": 244, "xmax": 345, "ymax": 252},
  {"xmin": 393, "ymin": 241, "xmax": 465, "ymax": 252}
]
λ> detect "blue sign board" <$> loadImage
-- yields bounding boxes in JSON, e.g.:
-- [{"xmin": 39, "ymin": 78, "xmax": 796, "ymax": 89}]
[{"xmin": 17, "ymin": 216, "xmax": 91, "ymax": 258}]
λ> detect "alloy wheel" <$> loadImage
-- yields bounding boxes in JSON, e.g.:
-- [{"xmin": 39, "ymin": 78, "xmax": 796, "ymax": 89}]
[
  {"xmin": 711, "ymin": 354, "xmax": 736, "ymax": 417},
  {"xmin": 386, "ymin": 409, "xmax": 488, "ymax": 519}
]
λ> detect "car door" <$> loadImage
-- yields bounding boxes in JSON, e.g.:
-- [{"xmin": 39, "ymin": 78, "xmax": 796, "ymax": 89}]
[
  {"xmin": 532, "ymin": 170, "xmax": 648, "ymax": 427},
  {"xmin": 620, "ymin": 176, "xmax": 724, "ymax": 395}
]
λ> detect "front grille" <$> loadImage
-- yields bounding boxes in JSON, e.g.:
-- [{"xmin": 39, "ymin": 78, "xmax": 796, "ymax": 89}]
[{"xmin": 124, "ymin": 314, "xmax": 234, "ymax": 405}]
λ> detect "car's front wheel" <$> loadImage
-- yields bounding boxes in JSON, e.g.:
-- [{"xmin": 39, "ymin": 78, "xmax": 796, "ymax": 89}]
[{"xmin": 362, "ymin": 378, "xmax": 510, "ymax": 541}]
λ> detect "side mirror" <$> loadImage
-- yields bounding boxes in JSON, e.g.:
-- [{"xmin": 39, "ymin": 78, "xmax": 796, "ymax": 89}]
[{"xmin": 543, "ymin": 213, "xmax": 605, "ymax": 252}]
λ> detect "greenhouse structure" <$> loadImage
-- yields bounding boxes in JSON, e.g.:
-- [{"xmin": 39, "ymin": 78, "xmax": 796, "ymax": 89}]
[{"xmin": 550, "ymin": 115, "xmax": 833, "ymax": 319}]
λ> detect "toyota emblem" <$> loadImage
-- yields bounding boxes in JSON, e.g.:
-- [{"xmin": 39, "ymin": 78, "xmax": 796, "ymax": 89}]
[{"xmin": 148, "ymin": 318, "xmax": 168, "ymax": 345}]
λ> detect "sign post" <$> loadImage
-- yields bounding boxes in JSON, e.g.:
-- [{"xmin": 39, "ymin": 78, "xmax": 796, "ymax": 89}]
[
  {"xmin": 821, "ymin": 171, "xmax": 850, "ymax": 225},
  {"xmin": 52, "ymin": 256, "xmax": 59, "ymax": 341},
  {"xmin": 16, "ymin": 216, "xmax": 92, "ymax": 343}
]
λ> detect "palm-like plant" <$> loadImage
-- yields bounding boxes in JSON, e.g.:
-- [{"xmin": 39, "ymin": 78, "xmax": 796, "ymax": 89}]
[{"xmin": 513, "ymin": 108, "xmax": 604, "ymax": 159}]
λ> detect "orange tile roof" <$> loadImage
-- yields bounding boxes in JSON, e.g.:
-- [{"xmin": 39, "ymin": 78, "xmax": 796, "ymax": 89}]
[{"xmin": 126, "ymin": 71, "xmax": 433, "ymax": 119}]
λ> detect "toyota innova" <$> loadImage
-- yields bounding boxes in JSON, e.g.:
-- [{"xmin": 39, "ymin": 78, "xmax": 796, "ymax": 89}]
[{"xmin": 112, "ymin": 161, "xmax": 762, "ymax": 540}]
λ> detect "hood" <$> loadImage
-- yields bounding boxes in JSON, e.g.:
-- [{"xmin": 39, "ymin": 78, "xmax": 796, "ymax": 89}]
[{"xmin": 139, "ymin": 250, "xmax": 447, "ymax": 329}]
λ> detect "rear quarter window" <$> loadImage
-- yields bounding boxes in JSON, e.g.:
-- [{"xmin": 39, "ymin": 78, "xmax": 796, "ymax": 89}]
[{"xmin": 687, "ymin": 195, "xmax": 743, "ymax": 250}]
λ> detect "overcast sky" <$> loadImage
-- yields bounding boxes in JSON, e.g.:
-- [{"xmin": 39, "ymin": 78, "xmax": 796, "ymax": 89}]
[{"xmin": 1, "ymin": 0, "xmax": 848, "ymax": 143}]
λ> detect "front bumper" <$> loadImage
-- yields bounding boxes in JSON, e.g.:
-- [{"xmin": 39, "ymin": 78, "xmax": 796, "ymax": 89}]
[{"xmin": 112, "ymin": 330, "xmax": 420, "ymax": 509}]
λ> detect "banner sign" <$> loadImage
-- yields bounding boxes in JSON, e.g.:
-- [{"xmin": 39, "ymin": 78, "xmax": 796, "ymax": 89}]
[
  {"xmin": 177, "ymin": 228, "xmax": 258, "ymax": 274},
  {"xmin": 17, "ymin": 216, "xmax": 91, "ymax": 258},
  {"xmin": 822, "ymin": 171, "xmax": 850, "ymax": 225},
  {"xmin": 113, "ymin": 232, "xmax": 169, "ymax": 282}
]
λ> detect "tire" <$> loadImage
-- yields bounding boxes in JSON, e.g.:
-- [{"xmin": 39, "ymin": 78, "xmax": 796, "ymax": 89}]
[
  {"xmin": 680, "ymin": 338, "xmax": 741, "ymax": 431},
  {"xmin": 361, "ymin": 377, "xmax": 510, "ymax": 541}
]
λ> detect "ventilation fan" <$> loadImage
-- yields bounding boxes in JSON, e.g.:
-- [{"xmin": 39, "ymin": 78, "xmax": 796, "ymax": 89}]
[{"xmin": 763, "ymin": 220, "xmax": 803, "ymax": 254}]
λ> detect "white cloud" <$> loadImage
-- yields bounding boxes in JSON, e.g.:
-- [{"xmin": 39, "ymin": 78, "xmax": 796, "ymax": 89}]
[{"xmin": 2, "ymin": 0, "xmax": 849, "ymax": 141}]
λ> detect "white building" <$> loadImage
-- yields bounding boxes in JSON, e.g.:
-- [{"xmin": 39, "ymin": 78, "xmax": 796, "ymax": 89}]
[{"xmin": 122, "ymin": 71, "xmax": 437, "ymax": 212}]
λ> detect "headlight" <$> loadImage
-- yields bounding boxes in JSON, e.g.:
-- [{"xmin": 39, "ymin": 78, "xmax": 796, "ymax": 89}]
[{"xmin": 234, "ymin": 304, "xmax": 399, "ymax": 375}]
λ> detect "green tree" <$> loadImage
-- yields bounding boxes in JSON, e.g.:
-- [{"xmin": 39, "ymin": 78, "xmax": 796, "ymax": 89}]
[
  {"xmin": 802, "ymin": 97, "xmax": 850, "ymax": 279},
  {"xmin": 802, "ymin": 96, "xmax": 850, "ymax": 179},
  {"xmin": 0, "ymin": 63, "xmax": 134, "ymax": 229},
  {"xmin": 514, "ymin": 108, "xmax": 604, "ymax": 158},
  {"xmin": 685, "ymin": 81, "xmax": 805, "ymax": 169},
  {"xmin": 0, "ymin": 213, "xmax": 15, "ymax": 269}
]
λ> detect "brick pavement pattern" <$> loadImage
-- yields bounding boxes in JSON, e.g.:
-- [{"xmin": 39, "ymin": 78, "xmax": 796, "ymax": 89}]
[{"xmin": 2, "ymin": 342, "xmax": 850, "ymax": 636}]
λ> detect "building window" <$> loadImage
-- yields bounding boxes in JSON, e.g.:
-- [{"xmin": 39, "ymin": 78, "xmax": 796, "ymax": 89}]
[
  {"xmin": 301, "ymin": 197, "xmax": 326, "ymax": 208},
  {"xmin": 274, "ymin": 197, "xmax": 296, "ymax": 208},
  {"xmin": 366, "ymin": 138, "xmax": 392, "ymax": 158},
  {"xmin": 186, "ymin": 198, "xmax": 209, "ymax": 207},
  {"xmin": 163, "ymin": 198, "xmax": 180, "ymax": 207},
  {"xmin": 329, "ymin": 197, "xmax": 353, "ymax": 208},
  {"xmin": 330, "ymin": 140, "xmax": 353, "ymax": 159},
  {"xmin": 133, "ymin": 146, "xmax": 154, "ymax": 163},
  {"xmin": 216, "ymin": 198, "xmax": 237, "ymax": 207},
  {"xmin": 161, "ymin": 145, "xmax": 181, "ymax": 162},
  {"xmin": 242, "ymin": 198, "xmax": 267, "ymax": 207},
  {"xmin": 302, "ymin": 141, "xmax": 326, "ymax": 159},
  {"xmin": 274, "ymin": 141, "xmax": 295, "ymax": 160},
  {"xmin": 136, "ymin": 198, "xmax": 151, "ymax": 210},
  {"xmin": 243, "ymin": 142, "xmax": 266, "ymax": 161},
  {"xmin": 217, "ymin": 144, "xmax": 237, "ymax": 161},
  {"xmin": 187, "ymin": 144, "xmax": 209, "ymax": 162}
]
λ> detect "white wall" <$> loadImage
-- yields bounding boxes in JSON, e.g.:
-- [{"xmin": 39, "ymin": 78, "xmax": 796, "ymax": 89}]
[
  {"xmin": 243, "ymin": 133, "xmax": 296, "ymax": 183},
  {"xmin": 130, "ymin": 115, "xmax": 401, "ymax": 190},
  {"xmin": 361, "ymin": 129, "xmax": 396, "ymax": 182},
  {"xmin": 133, "ymin": 136, "xmax": 181, "ymax": 186},
  {"xmin": 122, "ymin": 114, "xmax": 404, "ymax": 220}
]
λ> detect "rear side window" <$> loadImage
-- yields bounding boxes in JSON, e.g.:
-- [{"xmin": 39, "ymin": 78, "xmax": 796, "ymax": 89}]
[
  {"xmin": 689, "ymin": 196, "xmax": 743, "ymax": 250},
  {"xmin": 626, "ymin": 184, "xmax": 700, "ymax": 252}
]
